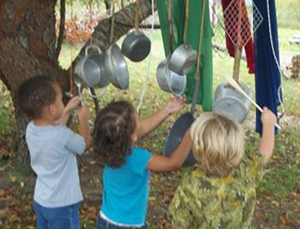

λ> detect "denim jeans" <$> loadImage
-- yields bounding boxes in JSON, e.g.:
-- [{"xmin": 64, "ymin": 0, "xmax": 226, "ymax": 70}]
[
  {"xmin": 96, "ymin": 214, "xmax": 147, "ymax": 229},
  {"xmin": 33, "ymin": 201, "xmax": 80, "ymax": 229}
]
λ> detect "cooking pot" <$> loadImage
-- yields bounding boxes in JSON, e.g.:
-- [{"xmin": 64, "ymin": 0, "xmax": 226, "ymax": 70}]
[
  {"xmin": 213, "ymin": 82, "xmax": 251, "ymax": 123},
  {"xmin": 169, "ymin": 44, "xmax": 197, "ymax": 75},
  {"xmin": 156, "ymin": 56, "xmax": 186, "ymax": 96},
  {"xmin": 105, "ymin": 43, "xmax": 129, "ymax": 90},
  {"xmin": 121, "ymin": 0, "xmax": 151, "ymax": 62},
  {"xmin": 168, "ymin": 0, "xmax": 197, "ymax": 75},
  {"xmin": 74, "ymin": 45, "xmax": 108, "ymax": 88},
  {"xmin": 122, "ymin": 31, "xmax": 151, "ymax": 62}
]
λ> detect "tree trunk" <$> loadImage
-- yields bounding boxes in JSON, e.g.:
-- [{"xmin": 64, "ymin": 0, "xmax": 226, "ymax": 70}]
[{"xmin": 0, "ymin": 0, "xmax": 154, "ymax": 170}]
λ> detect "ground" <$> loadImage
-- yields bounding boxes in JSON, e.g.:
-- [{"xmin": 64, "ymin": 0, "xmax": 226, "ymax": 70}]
[{"xmin": 1, "ymin": 109, "xmax": 300, "ymax": 228}]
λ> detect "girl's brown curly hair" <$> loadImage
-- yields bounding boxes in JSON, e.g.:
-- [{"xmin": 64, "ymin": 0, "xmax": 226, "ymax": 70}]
[{"xmin": 93, "ymin": 100, "xmax": 137, "ymax": 168}]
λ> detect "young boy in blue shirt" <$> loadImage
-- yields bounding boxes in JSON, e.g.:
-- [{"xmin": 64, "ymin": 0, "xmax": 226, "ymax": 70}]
[{"xmin": 17, "ymin": 75, "xmax": 90, "ymax": 229}]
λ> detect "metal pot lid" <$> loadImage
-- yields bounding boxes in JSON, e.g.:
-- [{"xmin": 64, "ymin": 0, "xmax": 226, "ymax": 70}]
[{"xmin": 105, "ymin": 44, "xmax": 129, "ymax": 90}]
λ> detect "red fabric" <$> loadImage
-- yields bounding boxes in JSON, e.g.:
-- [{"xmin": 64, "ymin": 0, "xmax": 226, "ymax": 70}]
[{"xmin": 221, "ymin": 0, "xmax": 255, "ymax": 74}]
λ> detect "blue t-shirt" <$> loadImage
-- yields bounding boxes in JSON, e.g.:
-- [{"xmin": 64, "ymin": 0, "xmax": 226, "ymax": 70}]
[
  {"xmin": 101, "ymin": 147, "xmax": 152, "ymax": 225},
  {"xmin": 26, "ymin": 122, "xmax": 86, "ymax": 208}
]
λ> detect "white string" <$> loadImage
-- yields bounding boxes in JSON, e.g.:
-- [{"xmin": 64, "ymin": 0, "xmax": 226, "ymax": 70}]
[
  {"xmin": 137, "ymin": 0, "xmax": 155, "ymax": 112},
  {"xmin": 266, "ymin": 0, "xmax": 285, "ymax": 115}
]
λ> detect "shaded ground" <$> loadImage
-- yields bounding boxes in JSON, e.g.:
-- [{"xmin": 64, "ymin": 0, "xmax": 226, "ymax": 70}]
[{"xmin": 1, "ymin": 111, "xmax": 300, "ymax": 228}]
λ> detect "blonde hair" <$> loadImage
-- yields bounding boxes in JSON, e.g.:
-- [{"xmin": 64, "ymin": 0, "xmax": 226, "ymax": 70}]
[{"xmin": 190, "ymin": 112, "xmax": 244, "ymax": 177}]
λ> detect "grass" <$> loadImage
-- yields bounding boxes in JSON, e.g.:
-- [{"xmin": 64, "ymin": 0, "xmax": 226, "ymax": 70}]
[{"xmin": 276, "ymin": 0, "xmax": 300, "ymax": 30}]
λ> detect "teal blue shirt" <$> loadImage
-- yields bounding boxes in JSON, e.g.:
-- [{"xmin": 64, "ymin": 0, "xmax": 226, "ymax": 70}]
[{"xmin": 101, "ymin": 147, "xmax": 152, "ymax": 225}]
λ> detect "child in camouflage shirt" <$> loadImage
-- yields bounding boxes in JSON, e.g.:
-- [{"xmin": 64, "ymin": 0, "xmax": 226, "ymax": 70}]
[{"xmin": 169, "ymin": 107, "xmax": 277, "ymax": 228}]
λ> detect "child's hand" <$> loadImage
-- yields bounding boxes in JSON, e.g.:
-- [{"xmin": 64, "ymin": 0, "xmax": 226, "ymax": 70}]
[
  {"xmin": 261, "ymin": 107, "xmax": 277, "ymax": 127},
  {"xmin": 78, "ymin": 106, "xmax": 91, "ymax": 122},
  {"xmin": 164, "ymin": 96, "xmax": 185, "ymax": 115},
  {"xmin": 65, "ymin": 96, "xmax": 81, "ymax": 114}
]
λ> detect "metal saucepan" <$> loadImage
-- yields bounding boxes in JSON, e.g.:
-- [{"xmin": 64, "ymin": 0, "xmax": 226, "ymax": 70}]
[
  {"xmin": 88, "ymin": 52, "xmax": 110, "ymax": 88},
  {"xmin": 168, "ymin": 0, "xmax": 197, "ymax": 75},
  {"xmin": 156, "ymin": 56, "xmax": 187, "ymax": 97},
  {"xmin": 213, "ymin": 82, "xmax": 251, "ymax": 123},
  {"xmin": 121, "ymin": 0, "xmax": 151, "ymax": 62},
  {"xmin": 74, "ymin": 45, "xmax": 105, "ymax": 88},
  {"xmin": 156, "ymin": 58, "xmax": 170, "ymax": 93},
  {"xmin": 105, "ymin": 3, "xmax": 129, "ymax": 90}
]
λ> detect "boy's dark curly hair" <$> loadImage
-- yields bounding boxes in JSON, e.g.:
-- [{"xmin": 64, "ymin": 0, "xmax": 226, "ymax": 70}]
[
  {"xmin": 17, "ymin": 75, "xmax": 57, "ymax": 119},
  {"xmin": 93, "ymin": 100, "xmax": 137, "ymax": 168}
]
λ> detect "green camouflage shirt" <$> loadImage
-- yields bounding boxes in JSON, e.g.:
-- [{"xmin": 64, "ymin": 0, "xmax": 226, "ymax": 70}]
[{"xmin": 169, "ymin": 151, "xmax": 267, "ymax": 229}]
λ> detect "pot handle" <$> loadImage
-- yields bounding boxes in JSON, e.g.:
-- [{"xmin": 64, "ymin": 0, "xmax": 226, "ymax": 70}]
[{"xmin": 85, "ymin": 45, "xmax": 102, "ymax": 56}]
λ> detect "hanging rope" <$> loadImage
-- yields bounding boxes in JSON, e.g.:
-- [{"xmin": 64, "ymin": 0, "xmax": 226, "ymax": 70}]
[
  {"xmin": 137, "ymin": 0, "xmax": 155, "ymax": 112},
  {"xmin": 69, "ymin": 0, "xmax": 74, "ymax": 96},
  {"xmin": 266, "ymin": 0, "xmax": 285, "ymax": 120},
  {"xmin": 191, "ymin": 0, "xmax": 206, "ymax": 115}
]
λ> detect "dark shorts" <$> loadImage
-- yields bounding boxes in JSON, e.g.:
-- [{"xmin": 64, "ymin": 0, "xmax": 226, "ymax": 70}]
[{"xmin": 33, "ymin": 201, "xmax": 79, "ymax": 229}]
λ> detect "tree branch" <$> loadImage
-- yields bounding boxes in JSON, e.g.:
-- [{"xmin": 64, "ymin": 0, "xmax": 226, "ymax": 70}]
[
  {"xmin": 115, "ymin": 20, "xmax": 160, "ymax": 29},
  {"xmin": 56, "ymin": 0, "xmax": 66, "ymax": 61},
  {"xmin": 70, "ymin": 0, "xmax": 155, "ymax": 68}
]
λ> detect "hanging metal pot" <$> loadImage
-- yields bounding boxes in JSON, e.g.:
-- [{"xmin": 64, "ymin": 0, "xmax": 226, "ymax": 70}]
[
  {"xmin": 122, "ymin": 31, "xmax": 151, "ymax": 62},
  {"xmin": 121, "ymin": 0, "xmax": 151, "ymax": 62},
  {"xmin": 156, "ymin": 58, "xmax": 170, "ymax": 93},
  {"xmin": 88, "ymin": 52, "xmax": 110, "ymax": 88},
  {"xmin": 105, "ymin": 3, "xmax": 129, "ymax": 90},
  {"xmin": 157, "ymin": 56, "xmax": 186, "ymax": 96},
  {"xmin": 168, "ymin": 0, "xmax": 197, "ymax": 75},
  {"xmin": 74, "ymin": 45, "xmax": 104, "ymax": 88},
  {"xmin": 167, "ymin": 67, "xmax": 187, "ymax": 96},
  {"xmin": 213, "ymin": 82, "xmax": 251, "ymax": 123}
]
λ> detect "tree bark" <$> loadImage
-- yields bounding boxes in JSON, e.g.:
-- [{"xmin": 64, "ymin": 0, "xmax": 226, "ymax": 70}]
[{"xmin": 0, "ymin": 0, "xmax": 154, "ymax": 169}]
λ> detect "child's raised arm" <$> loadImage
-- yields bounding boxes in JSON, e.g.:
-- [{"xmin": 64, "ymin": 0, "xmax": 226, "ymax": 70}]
[
  {"xmin": 59, "ymin": 96, "xmax": 81, "ymax": 126},
  {"xmin": 147, "ymin": 129, "xmax": 192, "ymax": 172},
  {"xmin": 258, "ymin": 107, "xmax": 277, "ymax": 161},
  {"xmin": 136, "ymin": 97, "xmax": 185, "ymax": 139},
  {"xmin": 78, "ymin": 106, "xmax": 91, "ymax": 145}
]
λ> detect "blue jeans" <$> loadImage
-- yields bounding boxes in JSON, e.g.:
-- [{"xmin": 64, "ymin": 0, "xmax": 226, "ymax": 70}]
[
  {"xmin": 96, "ymin": 214, "xmax": 147, "ymax": 229},
  {"xmin": 33, "ymin": 201, "xmax": 80, "ymax": 229}
]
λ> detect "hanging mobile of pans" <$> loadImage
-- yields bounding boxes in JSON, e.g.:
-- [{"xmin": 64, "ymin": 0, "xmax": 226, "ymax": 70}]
[
  {"xmin": 168, "ymin": 0, "xmax": 197, "ymax": 76},
  {"xmin": 105, "ymin": 3, "xmax": 130, "ymax": 90},
  {"xmin": 163, "ymin": 0, "xmax": 207, "ymax": 166},
  {"xmin": 121, "ymin": 0, "xmax": 151, "ymax": 62}
]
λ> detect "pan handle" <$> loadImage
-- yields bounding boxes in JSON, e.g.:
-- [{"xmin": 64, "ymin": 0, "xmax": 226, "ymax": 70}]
[{"xmin": 85, "ymin": 45, "xmax": 102, "ymax": 56}]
